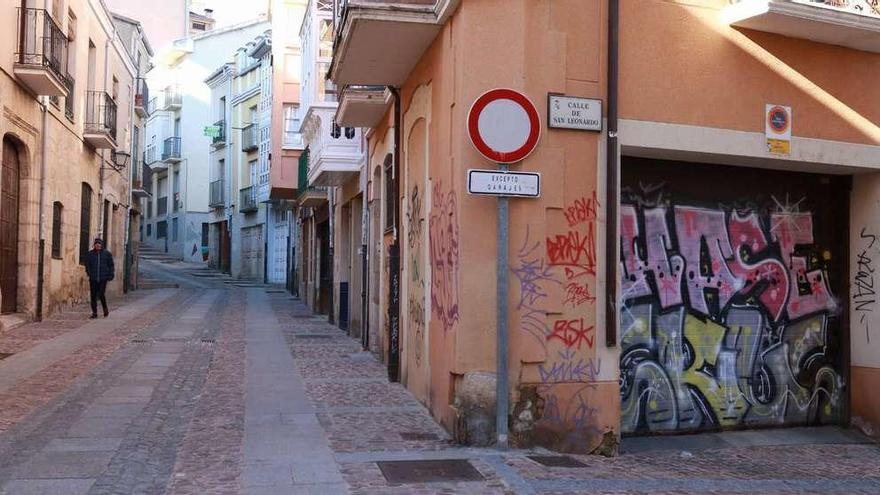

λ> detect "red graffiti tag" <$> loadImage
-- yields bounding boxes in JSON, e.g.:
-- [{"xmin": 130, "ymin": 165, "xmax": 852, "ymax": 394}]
[
  {"xmin": 547, "ymin": 318, "xmax": 595, "ymax": 350},
  {"xmin": 564, "ymin": 282, "xmax": 596, "ymax": 308},
  {"xmin": 546, "ymin": 226, "xmax": 596, "ymax": 277},
  {"xmin": 564, "ymin": 192, "xmax": 600, "ymax": 228}
]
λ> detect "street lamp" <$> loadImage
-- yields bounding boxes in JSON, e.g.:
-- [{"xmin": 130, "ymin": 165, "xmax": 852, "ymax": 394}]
[{"xmin": 112, "ymin": 150, "xmax": 131, "ymax": 169}]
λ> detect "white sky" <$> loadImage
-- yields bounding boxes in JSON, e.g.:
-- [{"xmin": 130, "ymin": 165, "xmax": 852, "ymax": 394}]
[{"xmin": 191, "ymin": 0, "xmax": 269, "ymax": 27}]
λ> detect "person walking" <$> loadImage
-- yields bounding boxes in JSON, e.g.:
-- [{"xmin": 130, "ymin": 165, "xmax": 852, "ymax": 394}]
[{"xmin": 85, "ymin": 238, "xmax": 114, "ymax": 318}]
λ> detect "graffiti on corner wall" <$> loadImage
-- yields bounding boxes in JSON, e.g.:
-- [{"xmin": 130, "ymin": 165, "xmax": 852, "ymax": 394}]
[{"xmin": 619, "ymin": 192, "xmax": 843, "ymax": 434}]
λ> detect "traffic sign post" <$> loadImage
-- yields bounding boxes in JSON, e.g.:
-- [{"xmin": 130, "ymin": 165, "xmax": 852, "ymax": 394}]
[{"xmin": 467, "ymin": 89, "xmax": 540, "ymax": 450}]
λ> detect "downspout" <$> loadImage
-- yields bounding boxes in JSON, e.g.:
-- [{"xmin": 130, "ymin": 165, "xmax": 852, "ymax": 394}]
[
  {"xmin": 387, "ymin": 86, "xmax": 402, "ymax": 382},
  {"xmin": 328, "ymin": 188, "xmax": 335, "ymax": 325},
  {"xmin": 99, "ymin": 37, "xmax": 112, "ymax": 242},
  {"xmin": 36, "ymin": 97, "xmax": 48, "ymax": 321},
  {"xmin": 605, "ymin": 0, "xmax": 619, "ymax": 348},
  {"xmin": 124, "ymin": 33, "xmax": 141, "ymax": 293}
]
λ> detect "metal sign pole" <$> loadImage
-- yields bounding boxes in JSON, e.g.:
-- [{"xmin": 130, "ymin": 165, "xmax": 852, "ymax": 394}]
[{"xmin": 496, "ymin": 162, "xmax": 509, "ymax": 449}]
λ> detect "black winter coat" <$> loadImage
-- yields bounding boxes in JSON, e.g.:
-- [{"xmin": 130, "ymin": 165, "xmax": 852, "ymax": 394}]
[{"xmin": 85, "ymin": 249, "xmax": 115, "ymax": 282}]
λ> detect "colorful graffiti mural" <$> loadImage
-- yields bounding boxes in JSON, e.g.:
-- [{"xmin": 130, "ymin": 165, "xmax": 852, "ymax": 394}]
[{"xmin": 619, "ymin": 198, "xmax": 843, "ymax": 434}]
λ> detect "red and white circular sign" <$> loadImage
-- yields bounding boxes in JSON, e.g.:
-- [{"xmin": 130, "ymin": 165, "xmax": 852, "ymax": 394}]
[{"xmin": 467, "ymin": 88, "xmax": 541, "ymax": 164}]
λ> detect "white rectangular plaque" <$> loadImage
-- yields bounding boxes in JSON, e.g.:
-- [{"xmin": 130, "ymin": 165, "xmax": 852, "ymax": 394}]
[
  {"xmin": 467, "ymin": 169, "xmax": 541, "ymax": 198},
  {"xmin": 548, "ymin": 94, "xmax": 602, "ymax": 132}
]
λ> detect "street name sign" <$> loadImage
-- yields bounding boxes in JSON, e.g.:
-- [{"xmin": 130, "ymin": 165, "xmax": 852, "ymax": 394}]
[
  {"xmin": 467, "ymin": 169, "xmax": 541, "ymax": 198},
  {"xmin": 548, "ymin": 94, "xmax": 602, "ymax": 131},
  {"xmin": 467, "ymin": 88, "xmax": 541, "ymax": 164}
]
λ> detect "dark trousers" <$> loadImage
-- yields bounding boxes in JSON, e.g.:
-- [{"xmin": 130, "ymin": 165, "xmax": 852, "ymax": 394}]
[{"xmin": 89, "ymin": 280, "xmax": 108, "ymax": 315}]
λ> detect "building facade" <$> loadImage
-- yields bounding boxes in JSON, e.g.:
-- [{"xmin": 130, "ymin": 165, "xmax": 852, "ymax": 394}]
[
  {"xmin": 142, "ymin": 18, "xmax": 270, "ymax": 264},
  {"xmin": 326, "ymin": 0, "xmax": 880, "ymax": 454},
  {"xmin": 0, "ymin": 0, "xmax": 143, "ymax": 324}
]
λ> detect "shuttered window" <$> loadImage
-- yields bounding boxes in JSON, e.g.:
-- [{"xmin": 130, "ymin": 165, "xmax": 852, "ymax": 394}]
[
  {"xmin": 79, "ymin": 183, "xmax": 92, "ymax": 264},
  {"xmin": 51, "ymin": 202, "xmax": 62, "ymax": 259}
]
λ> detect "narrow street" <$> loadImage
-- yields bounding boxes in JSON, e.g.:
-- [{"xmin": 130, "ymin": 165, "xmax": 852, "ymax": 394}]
[{"xmin": 0, "ymin": 258, "xmax": 876, "ymax": 494}]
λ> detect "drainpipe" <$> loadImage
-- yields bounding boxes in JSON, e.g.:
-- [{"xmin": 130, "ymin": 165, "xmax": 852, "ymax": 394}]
[
  {"xmin": 328, "ymin": 188, "xmax": 335, "ymax": 325},
  {"xmin": 99, "ymin": 37, "xmax": 112, "ymax": 242},
  {"xmin": 387, "ymin": 86, "xmax": 402, "ymax": 382},
  {"xmin": 124, "ymin": 35, "xmax": 142, "ymax": 293},
  {"xmin": 35, "ymin": 97, "xmax": 48, "ymax": 321},
  {"xmin": 605, "ymin": 0, "xmax": 619, "ymax": 348}
]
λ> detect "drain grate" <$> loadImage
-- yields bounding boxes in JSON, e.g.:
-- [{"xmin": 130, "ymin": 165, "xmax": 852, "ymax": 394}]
[
  {"xmin": 399, "ymin": 432, "xmax": 439, "ymax": 441},
  {"xmin": 130, "ymin": 338, "xmax": 151, "ymax": 344},
  {"xmin": 527, "ymin": 455, "xmax": 587, "ymax": 468},
  {"xmin": 376, "ymin": 459, "xmax": 484, "ymax": 484},
  {"xmin": 200, "ymin": 339, "xmax": 216, "ymax": 344}
]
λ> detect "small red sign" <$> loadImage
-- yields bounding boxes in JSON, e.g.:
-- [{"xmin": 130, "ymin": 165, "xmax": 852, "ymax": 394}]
[{"xmin": 467, "ymin": 89, "xmax": 541, "ymax": 164}]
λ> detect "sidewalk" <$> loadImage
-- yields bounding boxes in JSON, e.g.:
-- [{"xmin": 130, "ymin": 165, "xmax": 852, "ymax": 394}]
[{"xmin": 266, "ymin": 290, "xmax": 880, "ymax": 495}]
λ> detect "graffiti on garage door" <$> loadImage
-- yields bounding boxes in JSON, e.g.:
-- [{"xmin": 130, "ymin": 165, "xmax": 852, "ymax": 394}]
[{"xmin": 619, "ymin": 192, "xmax": 843, "ymax": 434}]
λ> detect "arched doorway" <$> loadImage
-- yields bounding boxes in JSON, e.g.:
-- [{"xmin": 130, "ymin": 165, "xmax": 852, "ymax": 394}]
[{"xmin": 1, "ymin": 137, "xmax": 21, "ymax": 314}]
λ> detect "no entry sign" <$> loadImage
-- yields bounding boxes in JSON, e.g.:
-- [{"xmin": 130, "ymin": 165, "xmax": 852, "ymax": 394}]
[{"xmin": 467, "ymin": 89, "xmax": 541, "ymax": 164}]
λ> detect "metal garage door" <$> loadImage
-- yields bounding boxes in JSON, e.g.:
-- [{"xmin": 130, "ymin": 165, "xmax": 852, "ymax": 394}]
[{"xmin": 619, "ymin": 158, "xmax": 848, "ymax": 435}]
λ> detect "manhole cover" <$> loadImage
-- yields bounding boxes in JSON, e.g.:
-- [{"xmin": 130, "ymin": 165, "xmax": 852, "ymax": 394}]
[
  {"xmin": 527, "ymin": 455, "xmax": 587, "ymax": 468},
  {"xmin": 377, "ymin": 460, "xmax": 484, "ymax": 484},
  {"xmin": 399, "ymin": 432, "xmax": 439, "ymax": 441}
]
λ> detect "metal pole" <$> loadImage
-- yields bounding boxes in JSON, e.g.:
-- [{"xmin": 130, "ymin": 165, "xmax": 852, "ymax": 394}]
[{"xmin": 496, "ymin": 162, "xmax": 509, "ymax": 449}]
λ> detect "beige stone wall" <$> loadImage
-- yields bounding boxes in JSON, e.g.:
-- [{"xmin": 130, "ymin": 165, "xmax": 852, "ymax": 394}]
[{"xmin": 0, "ymin": 0, "xmax": 136, "ymax": 319}]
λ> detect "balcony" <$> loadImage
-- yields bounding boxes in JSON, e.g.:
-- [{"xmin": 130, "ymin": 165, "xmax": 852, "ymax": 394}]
[
  {"xmin": 335, "ymin": 85, "xmax": 393, "ymax": 127},
  {"xmin": 270, "ymin": 150, "xmax": 301, "ymax": 200},
  {"xmin": 297, "ymin": 148, "xmax": 328, "ymax": 208},
  {"xmin": 240, "ymin": 186, "xmax": 258, "ymax": 213},
  {"xmin": 723, "ymin": 0, "xmax": 880, "ymax": 52},
  {"xmin": 162, "ymin": 86, "xmax": 182, "ymax": 110},
  {"xmin": 242, "ymin": 123, "xmax": 259, "ymax": 151},
  {"xmin": 162, "ymin": 137, "xmax": 181, "ymax": 163},
  {"xmin": 134, "ymin": 78, "xmax": 149, "ymax": 117},
  {"xmin": 14, "ymin": 8, "xmax": 70, "ymax": 97},
  {"xmin": 131, "ymin": 154, "xmax": 151, "ymax": 199},
  {"xmin": 147, "ymin": 97, "xmax": 159, "ymax": 115},
  {"xmin": 329, "ymin": 0, "xmax": 459, "ymax": 87},
  {"xmin": 145, "ymin": 144, "xmax": 166, "ymax": 171},
  {"xmin": 83, "ymin": 91, "xmax": 117, "ymax": 149},
  {"xmin": 302, "ymin": 106, "xmax": 362, "ymax": 187},
  {"xmin": 212, "ymin": 120, "xmax": 226, "ymax": 147},
  {"xmin": 157, "ymin": 196, "xmax": 168, "ymax": 217},
  {"xmin": 209, "ymin": 179, "xmax": 225, "ymax": 208}
]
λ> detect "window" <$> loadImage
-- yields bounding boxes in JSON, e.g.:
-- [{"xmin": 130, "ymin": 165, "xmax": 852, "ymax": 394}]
[
  {"xmin": 147, "ymin": 199, "xmax": 152, "ymax": 219},
  {"xmin": 103, "ymin": 200, "xmax": 110, "ymax": 247},
  {"xmin": 384, "ymin": 154, "xmax": 394, "ymax": 231},
  {"xmin": 201, "ymin": 223, "xmax": 209, "ymax": 247},
  {"xmin": 192, "ymin": 22, "xmax": 206, "ymax": 31},
  {"xmin": 283, "ymin": 104, "xmax": 301, "ymax": 147},
  {"xmin": 79, "ymin": 183, "xmax": 92, "ymax": 264},
  {"xmin": 157, "ymin": 220, "xmax": 167, "ymax": 238},
  {"xmin": 52, "ymin": 202, "xmax": 63, "ymax": 259},
  {"xmin": 65, "ymin": 10, "xmax": 76, "ymax": 120},
  {"xmin": 172, "ymin": 171, "xmax": 180, "ymax": 212},
  {"xmin": 147, "ymin": 223, "xmax": 152, "ymax": 237},
  {"xmin": 87, "ymin": 40, "xmax": 96, "ymax": 91},
  {"xmin": 172, "ymin": 217, "xmax": 178, "ymax": 241}
]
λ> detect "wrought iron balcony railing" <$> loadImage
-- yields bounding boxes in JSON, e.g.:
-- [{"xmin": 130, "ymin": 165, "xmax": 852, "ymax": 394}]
[
  {"xmin": 15, "ymin": 8, "xmax": 70, "ymax": 89},
  {"xmin": 240, "ymin": 186, "xmax": 258, "ymax": 212},
  {"xmin": 134, "ymin": 78, "xmax": 149, "ymax": 116},
  {"xmin": 163, "ymin": 86, "xmax": 182, "ymax": 110},
  {"xmin": 212, "ymin": 119, "xmax": 226, "ymax": 145},
  {"xmin": 162, "ymin": 137, "xmax": 181, "ymax": 161},
  {"xmin": 63, "ymin": 78, "xmax": 74, "ymax": 120},
  {"xmin": 84, "ymin": 90, "xmax": 117, "ymax": 140},
  {"xmin": 209, "ymin": 179, "xmax": 225, "ymax": 207},
  {"xmin": 242, "ymin": 123, "xmax": 258, "ymax": 151}
]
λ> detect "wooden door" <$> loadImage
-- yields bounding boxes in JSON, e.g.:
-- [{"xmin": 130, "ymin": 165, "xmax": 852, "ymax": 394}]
[{"xmin": 0, "ymin": 139, "xmax": 20, "ymax": 314}]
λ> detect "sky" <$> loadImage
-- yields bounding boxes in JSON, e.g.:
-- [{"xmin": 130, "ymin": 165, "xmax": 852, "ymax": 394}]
[{"xmin": 191, "ymin": 0, "xmax": 269, "ymax": 28}]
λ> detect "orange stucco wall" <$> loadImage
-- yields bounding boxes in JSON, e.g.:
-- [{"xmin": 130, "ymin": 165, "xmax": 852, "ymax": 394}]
[
  {"xmin": 365, "ymin": 0, "xmax": 616, "ymax": 453},
  {"xmin": 619, "ymin": 0, "xmax": 880, "ymax": 146}
]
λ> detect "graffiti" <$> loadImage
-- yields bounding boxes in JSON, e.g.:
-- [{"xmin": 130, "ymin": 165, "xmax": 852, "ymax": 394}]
[
  {"xmin": 564, "ymin": 192, "xmax": 600, "ymax": 228},
  {"xmin": 429, "ymin": 182, "xmax": 460, "ymax": 332},
  {"xmin": 546, "ymin": 230, "xmax": 596, "ymax": 278},
  {"xmin": 564, "ymin": 282, "xmax": 595, "ymax": 308},
  {"xmin": 547, "ymin": 318, "xmax": 595, "ymax": 350},
  {"xmin": 855, "ymin": 227, "xmax": 877, "ymax": 343},
  {"xmin": 511, "ymin": 226, "xmax": 557, "ymax": 346},
  {"xmin": 539, "ymin": 349, "xmax": 602, "ymax": 383},
  {"xmin": 620, "ymin": 198, "xmax": 842, "ymax": 434},
  {"xmin": 536, "ymin": 384, "xmax": 604, "ymax": 451},
  {"xmin": 407, "ymin": 185, "xmax": 426, "ymax": 365}
]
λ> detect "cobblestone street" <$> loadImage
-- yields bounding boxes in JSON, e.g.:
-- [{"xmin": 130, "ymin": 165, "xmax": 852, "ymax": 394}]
[{"xmin": 0, "ymin": 259, "xmax": 876, "ymax": 494}]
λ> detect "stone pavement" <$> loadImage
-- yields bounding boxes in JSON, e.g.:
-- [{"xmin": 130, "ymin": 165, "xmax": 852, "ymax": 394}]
[{"xmin": 0, "ymin": 260, "xmax": 875, "ymax": 494}]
